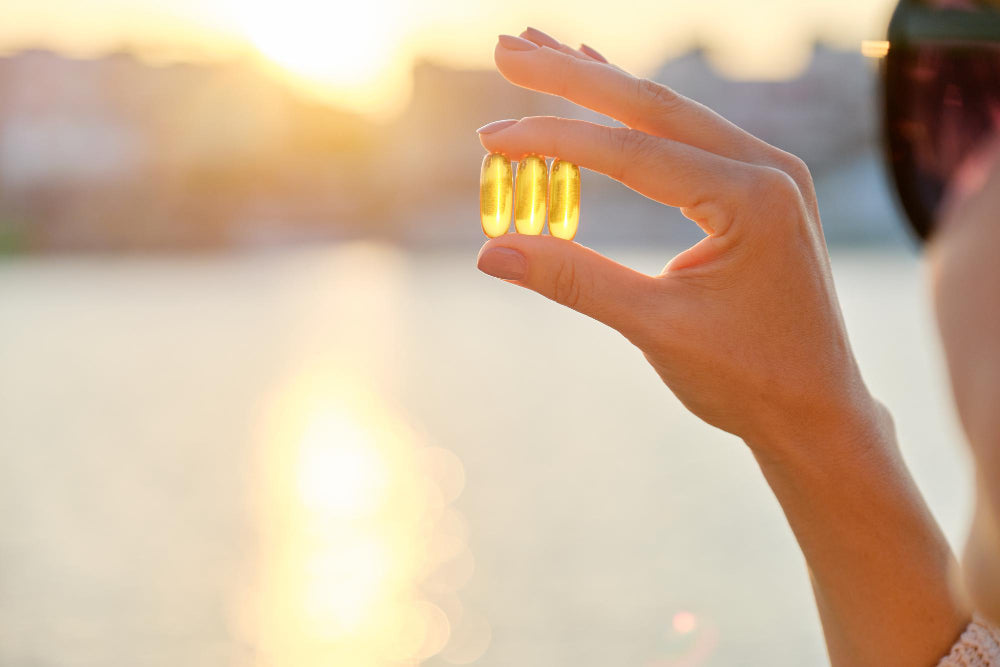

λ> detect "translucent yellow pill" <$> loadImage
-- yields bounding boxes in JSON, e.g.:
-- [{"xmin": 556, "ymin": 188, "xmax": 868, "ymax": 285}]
[
  {"xmin": 548, "ymin": 159, "xmax": 580, "ymax": 241},
  {"xmin": 514, "ymin": 155, "xmax": 548, "ymax": 235},
  {"xmin": 480, "ymin": 153, "xmax": 513, "ymax": 238}
]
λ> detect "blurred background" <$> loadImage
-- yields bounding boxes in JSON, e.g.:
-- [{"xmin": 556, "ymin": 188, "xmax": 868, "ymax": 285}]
[{"xmin": 0, "ymin": 1, "xmax": 974, "ymax": 665}]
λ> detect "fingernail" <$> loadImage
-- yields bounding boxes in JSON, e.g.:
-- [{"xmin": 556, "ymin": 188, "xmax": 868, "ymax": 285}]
[
  {"xmin": 580, "ymin": 43, "xmax": 608, "ymax": 63},
  {"xmin": 476, "ymin": 119, "xmax": 518, "ymax": 135},
  {"xmin": 478, "ymin": 246, "xmax": 527, "ymax": 281},
  {"xmin": 523, "ymin": 27, "xmax": 561, "ymax": 49},
  {"xmin": 498, "ymin": 34, "xmax": 538, "ymax": 51}
]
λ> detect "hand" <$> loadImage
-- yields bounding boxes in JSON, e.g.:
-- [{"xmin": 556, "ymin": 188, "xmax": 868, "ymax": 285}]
[{"xmin": 477, "ymin": 29, "xmax": 878, "ymax": 456}]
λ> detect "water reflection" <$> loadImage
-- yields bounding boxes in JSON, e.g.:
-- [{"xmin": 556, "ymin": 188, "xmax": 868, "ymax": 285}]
[
  {"xmin": 252, "ymin": 375, "xmax": 487, "ymax": 665},
  {"xmin": 0, "ymin": 248, "xmax": 957, "ymax": 664}
]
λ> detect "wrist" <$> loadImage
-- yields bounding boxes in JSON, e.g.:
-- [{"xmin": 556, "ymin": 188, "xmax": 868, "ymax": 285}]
[
  {"xmin": 751, "ymin": 392, "xmax": 970, "ymax": 667},
  {"xmin": 746, "ymin": 392, "xmax": 896, "ymax": 478}
]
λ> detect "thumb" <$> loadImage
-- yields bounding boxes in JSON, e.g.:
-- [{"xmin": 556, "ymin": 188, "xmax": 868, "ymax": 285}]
[{"xmin": 476, "ymin": 235, "xmax": 660, "ymax": 340}]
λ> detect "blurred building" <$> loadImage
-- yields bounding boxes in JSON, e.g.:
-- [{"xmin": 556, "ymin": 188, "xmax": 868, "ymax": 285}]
[
  {"xmin": 0, "ymin": 50, "xmax": 381, "ymax": 251},
  {"xmin": 653, "ymin": 44, "xmax": 906, "ymax": 244},
  {"xmin": 654, "ymin": 44, "xmax": 876, "ymax": 171}
]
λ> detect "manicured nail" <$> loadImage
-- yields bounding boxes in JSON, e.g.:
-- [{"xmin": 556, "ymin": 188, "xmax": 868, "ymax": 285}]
[
  {"xmin": 498, "ymin": 34, "xmax": 539, "ymax": 51},
  {"xmin": 580, "ymin": 43, "xmax": 608, "ymax": 63},
  {"xmin": 478, "ymin": 246, "xmax": 527, "ymax": 281},
  {"xmin": 477, "ymin": 119, "xmax": 518, "ymax": 135},
  {"xmin": 523, "ymin": 27, "xmax": 561, "ymax": 49}
]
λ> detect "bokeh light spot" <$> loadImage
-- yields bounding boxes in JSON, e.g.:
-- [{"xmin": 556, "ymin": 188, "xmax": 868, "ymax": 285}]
[{"xmin": 672, "ymin": 611, "xmax": 698, "ymax": 635}]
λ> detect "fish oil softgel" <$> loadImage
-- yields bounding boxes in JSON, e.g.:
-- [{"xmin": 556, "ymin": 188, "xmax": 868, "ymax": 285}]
[
  {"xmin": 480, "ymin": 153, "xmax": 513, "ymax": 238},
  {"xmin": 479, "ymin": 152, "xmax": 581, "ymax": 240},
  {"xmin": 514, "ymin": 155, "xmax": 547, "ymax": 235},
  {"xmin": 547, "ymin": 159, "xmax": 580, "ymax": 241}
]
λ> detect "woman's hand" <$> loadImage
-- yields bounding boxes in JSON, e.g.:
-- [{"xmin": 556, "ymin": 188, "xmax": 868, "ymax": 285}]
[
  {"xmin": 477, "ymin": 29, "xmax": 878, "ymax": 457},
  {"xmin": 477, "ymin": 29, "xmax": 972, "ymax": 666}
]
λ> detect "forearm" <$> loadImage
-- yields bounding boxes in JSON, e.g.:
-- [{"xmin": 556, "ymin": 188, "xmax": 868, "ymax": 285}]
[{"xmin": 750, "ymin": 401, "xmax": 970, "ymax": 666}]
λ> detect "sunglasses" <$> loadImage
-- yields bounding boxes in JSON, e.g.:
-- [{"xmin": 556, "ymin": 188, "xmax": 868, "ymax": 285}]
[{"xmin": 882, "ymin": 0, "xmax": 1000, "ymax": 241}]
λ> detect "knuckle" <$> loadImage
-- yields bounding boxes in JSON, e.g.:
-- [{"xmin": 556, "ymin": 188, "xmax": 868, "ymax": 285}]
[
  {"xmin": 751, "ymin": 166, "xmax": 806, "ymax": 220},
  {"xmin": 550, "ymin": 118, "xmax": 570, "ymax": 157},
  {"xmin": 776, "ymin": 152, "xmax": 812, "ymax": 188},
  {"xmin": 636, "ymin": 77, "xmax": 683, "ymax": 116},
  {"xmin": 552, "ymin": 52, "xmax": 577, "ymax": 98},
  {"xmin": 552, "ymin": 260, "xmax": 584, "ymax": 310},
  {"xmin": 605, "ymin": 127, "xmax": 630, "ymax": 181},
  {"xmin": 607, "ymin": 127, "xmax": 657, "ymax": 180},
  {"xmin": 757, "ymin": 166, "xmax": 801, "ymax": 200}
]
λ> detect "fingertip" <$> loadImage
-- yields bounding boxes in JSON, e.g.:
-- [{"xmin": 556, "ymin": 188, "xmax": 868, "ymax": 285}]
[
  {"xmin": 522, "ymin": 26, "xmax": 561, "ymax": 49},
  {"xmin": 476, "ymin": 118, "xmax": 536, "ymax": 162},
  {"xmin": 480, "ymin": 232, "xmax": 569, "ymax": 253},
  {"xmin": 493, "ymin": 39, "xmax": 532, "ymax": 77},
  {"xmin": 579, "ymin": 43, "xmax": 608, "ymax": 63},
  {"xmin": 477, "ymin": 241, "xmax": 528, "ymax": 281},
  {"xmin": 493, "ymin": 39, "xmax": 507, "ymax": 66},
  {"xmin": 476, "ymin": 129, "xmax": 502, "ymax": 156},
  {"xmin": 477, "ymin": 237, "xmax": 500, "ymax": 259},
  {"xmin": 476, "ymin": 119, "xmax": 518, "ymax": 135},
  {"xmin": 497, "ymin": 34, "xmax": 539, "ymax": 52}
]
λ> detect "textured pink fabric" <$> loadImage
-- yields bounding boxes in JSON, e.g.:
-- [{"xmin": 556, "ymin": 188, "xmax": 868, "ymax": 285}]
[{"xmin": 939, "ymin": 615, "xmax": 1000, "ymax": 666}]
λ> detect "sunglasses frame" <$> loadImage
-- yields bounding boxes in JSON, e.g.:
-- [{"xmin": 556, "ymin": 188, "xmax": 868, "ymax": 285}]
[{"xmin": 881, "ymin": 0, "xmax": 1000, "ymax": 241}]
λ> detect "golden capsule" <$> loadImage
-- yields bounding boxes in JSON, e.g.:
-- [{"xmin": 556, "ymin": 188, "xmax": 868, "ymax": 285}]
[
  {"xmin": 514, "ymin": 155, "xmax": 547, "ymax": 235},
  {"xmin": 547, "ymin": 159, "xmax": 580, "ymax": 241},
  {"xmin": 480, "ymin": 153, "xmax": 513, "ymax": 238}
]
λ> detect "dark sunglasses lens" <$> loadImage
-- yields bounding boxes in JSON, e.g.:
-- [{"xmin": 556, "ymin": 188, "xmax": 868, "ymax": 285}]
[{"xmin": 885, "ymin": 8, "xmax": 1000, "ymax": 239}]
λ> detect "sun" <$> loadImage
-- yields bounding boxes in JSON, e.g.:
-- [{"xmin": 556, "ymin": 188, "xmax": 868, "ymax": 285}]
[{"xmin": 236, "ymin": 1, "xmax": 404, "ymax": 113}]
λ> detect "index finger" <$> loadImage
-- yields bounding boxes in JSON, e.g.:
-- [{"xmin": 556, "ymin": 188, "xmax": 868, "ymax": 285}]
[{"xmin": 480, "ymin": 116, "xmax": 759, "ymax": 237}]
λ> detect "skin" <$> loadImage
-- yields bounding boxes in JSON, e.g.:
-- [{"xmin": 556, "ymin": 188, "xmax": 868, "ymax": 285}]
[
  {"xmin": 475, "ymin": 27, "xmax": 994, "ymax": 665},
  {"xmin": 933, "ymin": 155, "xmax": 1000, "ymax": 625}
]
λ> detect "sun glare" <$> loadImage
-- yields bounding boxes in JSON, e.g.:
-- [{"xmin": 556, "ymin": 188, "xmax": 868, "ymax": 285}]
[
  {"xmin": 250, "ymin": 373, "xmax": 487, "ymax": 665},
  {"xmin": 236, "ymin": 1, "xmax": 405, "ymax": 114},
  {"xmin": 297, "ymin": 412, "xmax": 385, "ymax": 517}
]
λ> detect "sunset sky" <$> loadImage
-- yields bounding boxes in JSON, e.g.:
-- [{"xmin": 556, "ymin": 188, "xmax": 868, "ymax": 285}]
[{"xmin": 1, "ymin": 0, "xmax": 899, "ymax": 115}]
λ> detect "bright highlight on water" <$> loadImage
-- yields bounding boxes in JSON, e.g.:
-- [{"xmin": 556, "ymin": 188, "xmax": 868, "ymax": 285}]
[{"xmin": 480, "ymin": 153, "xmax": 580, "ymax": 240}]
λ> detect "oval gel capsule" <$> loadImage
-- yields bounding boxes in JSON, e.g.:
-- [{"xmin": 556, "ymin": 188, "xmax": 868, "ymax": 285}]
[
  {"xmin": 480, "ymin": 153, "xmax": 513, "ymax": 238},
  {"xmin": 548, "ymin": 160, "xmax": 580, "ymax": 241},
  {"xmin": 514, "ymin": 155, "xmax": 547, "ymax": 235}
]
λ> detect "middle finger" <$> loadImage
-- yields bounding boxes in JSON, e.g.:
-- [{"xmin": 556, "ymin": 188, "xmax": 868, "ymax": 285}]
[{"xmin": 494, "ymin": 36, "xmax": 788, "ymax": 173}]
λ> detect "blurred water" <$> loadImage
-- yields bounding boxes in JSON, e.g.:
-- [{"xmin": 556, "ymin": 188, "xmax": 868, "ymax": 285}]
[{"xmin": 0, "ymin": 244, "xmax": 972, "ymax": 666}]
